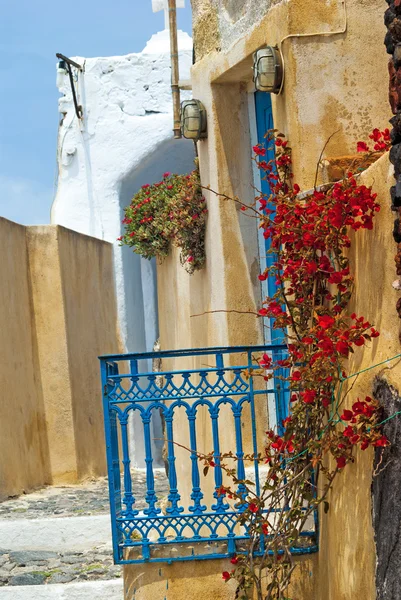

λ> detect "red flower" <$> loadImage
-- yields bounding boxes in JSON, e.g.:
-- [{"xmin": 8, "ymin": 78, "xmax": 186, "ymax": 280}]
[
  {"xmin": 301, "ymin": 389, "xmax": 316, "ymax": 404},
  {"xmin": 222, "ymin": 571, "xmax": 231, "ymax": 581},
  {"xmin": 343, "ymin": 426, "xmax": 354, "ymax": 438},
  {"xmin": 230, "ymin": 555, "xmax": 239, "ymax": 565},
  {"xmin": 357, "ymin": 141, "xmax": 369, "ymax": 153},
  {"xmin": 187, "ymin": 256, "xmax": 194, "ymax": 263},
  {"xmin": 291, "ymin": 371, "xmax": 301, "ymax": 382},
  {"xmin": 317, "ymin": 315, "xmax": 335, "ymax": 329},
  {"xmin": 260, "ymin": 353, "xmax": 272, "ymax": 369},
  {"xmin": 209, "ymin": 460, "xmax": 216, "ymax": 467},
  {"xmin": 293, "ymin": 183, "xmax": 300, "ymax": 194},
  {"xmin": 163, "ymin": 171, "xmax": 171, "ymax": 178},
  {"xmin": 248, "ymin": 502, "xmax": 259, "ymax": 513},
  {"xmin": 340, "ymin": 410, "xmax": 353, "ymax": 422},
  {"xmin": 336, "ymin": 456, "xmax": 347, "ymax": 469},
  {"xmin": 374, "ymin": 436, "xmax": 389, "ymax": 448},
  {"xmin": 262, "ymin": 523, "xmax": 269, "ymax": 535},
  {"xmin": 352, "ymin": 401, "xmax": 366, "ymax": 415},
  {"xmin": 336, "ymin": 340, "xmax": 349, "ymax": 356},
  {"xmin": 369, "ymin": 128, "xmax": 381, "ymax": 142},
  {"xmin": 253, "ymin": 145, "xmax": 266, "ymax": 156}
]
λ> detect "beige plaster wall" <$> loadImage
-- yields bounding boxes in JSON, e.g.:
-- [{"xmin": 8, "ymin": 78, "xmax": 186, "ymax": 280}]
[
  {"xmin": 58, "ymin": 226, "xmax": 121, "ymax": 479},
  {"xmin": 316, "ymin": 153, "xmax": 398, "ymax": 600},
  {"xmin": 0, "ymin": 221, "xmax": 121, "ymax": 499},
  {"xmin": 124, "ymin": 552, "xmax": 318, "ymax": 600},
  {"xmin": 0, "ymin": 218, "xmax": 50, "ymax": 501}
]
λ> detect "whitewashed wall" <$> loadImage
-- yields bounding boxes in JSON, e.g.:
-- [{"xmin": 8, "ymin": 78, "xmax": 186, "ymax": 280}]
[{"xmin": 52, "ymin": 30, "xmax": 195, "ymax": 466}]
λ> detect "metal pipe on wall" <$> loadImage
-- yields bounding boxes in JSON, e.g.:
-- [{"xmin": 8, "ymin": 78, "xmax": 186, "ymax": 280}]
[{"xmin": 168, "ymin": 0, "xmax": 182, "ymax": 139}]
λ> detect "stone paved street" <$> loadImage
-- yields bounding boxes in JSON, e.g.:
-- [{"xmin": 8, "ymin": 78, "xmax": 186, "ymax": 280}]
[
  {"xmin": 0, "ymin": 470, "xmax": 169, "ymax": 588},
  {"xmin": 0, "ymin": 469, "xmax": 169, "ymax": 520},
  {"xmin": 0, "ymin": 547, "xmax": 122, "ymax": 587}
]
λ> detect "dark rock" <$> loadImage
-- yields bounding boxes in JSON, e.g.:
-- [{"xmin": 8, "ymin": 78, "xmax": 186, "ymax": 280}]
[
  {"xmin": 9, "ymin": 551, "xmax": 58, "ymax": 566},
  {"xmin": 391, "ymin": 127, "xmax": 401, "ymax": 145},
  {"xmin": 394, "ymin": 43, "xmax": 401, "ymax": 68},
  {"xmin": 385, "ymin": 7, "xmax": 397, "ymax": 27},
  {"xmin": 390, "ymin": 142, "xmax": 401, "ymax": 170},
  {"xmin": 373, "ymin": 378, "xmax": 401, "ymax": 598},
  {"xmin": 390, "ymin": 113, "xmax": 401, "ymax": 130},
  {"xmin": 391, "ymin": 179, "xmax": 401, "ymax": 207},
  {"xmin": 390, "ymin": 17, "xmax": 401, "ymax": 41},
  {"xmin": 393, "ymin": 218, "xmax": 401, "ymax": 242},
  {"xmin": 385, "ymin": 30, "xmax": 396, "ymax": 55},
  {"xmin": 9, "ymin": 573, "xmax": 46, "ymax": 586}
]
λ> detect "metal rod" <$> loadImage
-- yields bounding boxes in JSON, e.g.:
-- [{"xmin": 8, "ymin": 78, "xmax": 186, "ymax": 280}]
[
  {"xmin": 56, "ymin": 53, "xmax": 83, "ymax": 71},
  {"xmin": 66, "ymin": 63, "xmax": 83, "ymax": 119},
  {"xmin": 56, "ymin": 53, "xmax": 83, "ymax": 119},
  {"xmin": 168, "ymin": 0, "xmax": 182, "ymax": 139}
]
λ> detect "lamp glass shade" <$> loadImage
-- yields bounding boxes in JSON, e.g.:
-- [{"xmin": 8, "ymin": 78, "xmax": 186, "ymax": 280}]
[
  {"xmin": 253, "ymin": 47, "xmax": 283, "ymax": 94},
  {"xmin": 180, "ymin": 100, "xmax": 207, "ymax": 140}
]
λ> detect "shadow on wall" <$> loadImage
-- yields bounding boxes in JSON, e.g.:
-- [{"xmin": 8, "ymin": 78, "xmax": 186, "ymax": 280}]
[{"xmin": 118, "ymin": 136, "xmax": 195, "ymax": 469}]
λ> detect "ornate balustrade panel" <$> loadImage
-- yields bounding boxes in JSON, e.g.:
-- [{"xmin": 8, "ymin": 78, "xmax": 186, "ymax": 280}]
[{"xmin": 100, "ymin": 346, "xmax": 317, "ymax": 564}]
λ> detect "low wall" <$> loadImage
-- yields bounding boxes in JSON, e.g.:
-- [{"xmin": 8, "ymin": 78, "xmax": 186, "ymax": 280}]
[
  {"xmin": 0, "ymin": 220, "xmax": 121, "ymax": 499},
  {"xmin": 0, "ymin": 218, "xmax": 50, "ymax": 500}
]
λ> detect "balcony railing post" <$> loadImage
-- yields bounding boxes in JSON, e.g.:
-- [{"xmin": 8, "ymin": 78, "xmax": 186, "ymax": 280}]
[{"xmin": 142, "ymin": 412, "xmax": 160, "ymax": 517}]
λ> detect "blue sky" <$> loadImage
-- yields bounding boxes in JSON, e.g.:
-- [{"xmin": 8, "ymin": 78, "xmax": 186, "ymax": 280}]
[{"xmin": 0, "ymin": 1, "xmax": 192, "ymax": 225}]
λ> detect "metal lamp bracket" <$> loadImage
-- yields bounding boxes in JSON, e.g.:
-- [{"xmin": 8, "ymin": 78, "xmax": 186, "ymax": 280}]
[{"xmin": 56, "ymin": 53, "xmax": 84, "ymax": 119}]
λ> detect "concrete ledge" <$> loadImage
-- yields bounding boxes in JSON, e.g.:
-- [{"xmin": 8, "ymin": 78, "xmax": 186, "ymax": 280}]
[
  {"xmin": 0, "ymin": 515, "xmax": 111, "ymax": 552},
  {"xmin": 0, "ymin": 579, "xmax": 122, "ymax": 600}
]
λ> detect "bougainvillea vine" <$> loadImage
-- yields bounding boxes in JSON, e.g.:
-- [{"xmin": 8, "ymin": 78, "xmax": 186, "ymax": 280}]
[{"xmin": 199, "ymin": 130, "xmax": 390, "ymax": 599}]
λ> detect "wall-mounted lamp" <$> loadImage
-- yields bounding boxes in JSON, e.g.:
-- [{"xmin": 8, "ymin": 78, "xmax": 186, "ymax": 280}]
[
  {"xmin": 180, "ymin": 99, "xmax": 207, "ymax": 141},
  {"xmin": 253, "ymin": 46, "xmax": 283, "ymax": 94}
]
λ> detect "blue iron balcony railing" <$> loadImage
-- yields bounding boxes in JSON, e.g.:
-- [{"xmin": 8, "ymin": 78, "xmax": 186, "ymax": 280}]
[{"xmin": 100, "ymin": 345, "xmax": 317, "ymax": 565}]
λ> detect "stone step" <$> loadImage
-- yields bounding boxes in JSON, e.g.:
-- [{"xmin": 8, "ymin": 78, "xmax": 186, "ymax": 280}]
[
  {"xmin": 0, "ymin": 548, "xmax": 122, "ymax": 587},
  {"xmin": 0, "ymin": 515, "xmax": 112, "ymax": 552},
  {"xmin": 0, "ymin": 579, "xmax": 123, "ymax": 599}
]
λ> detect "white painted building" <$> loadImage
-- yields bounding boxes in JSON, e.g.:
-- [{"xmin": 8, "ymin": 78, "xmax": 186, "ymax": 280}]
[{"xmin": 51, "ymin": 27, "xmax": 194, "ymax": 466}]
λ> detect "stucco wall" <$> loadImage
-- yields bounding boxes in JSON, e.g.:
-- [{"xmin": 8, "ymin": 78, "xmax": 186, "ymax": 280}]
[
  {"xmin": 0, "ymin": 221, "xmax": 120, "ymax": 499},
  {"xmin": 0, "ymin": 218, "xmax": 50, "ymax": 500},
  {"xmin": 314, "ymin": 154, "xmax": 400, "ymax": 600}
]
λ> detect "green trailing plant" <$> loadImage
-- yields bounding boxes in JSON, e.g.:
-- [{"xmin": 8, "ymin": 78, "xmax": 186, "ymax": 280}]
[{"xmin": 119, "ymin": 165, "xmax": 207, "ymax": 274}]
